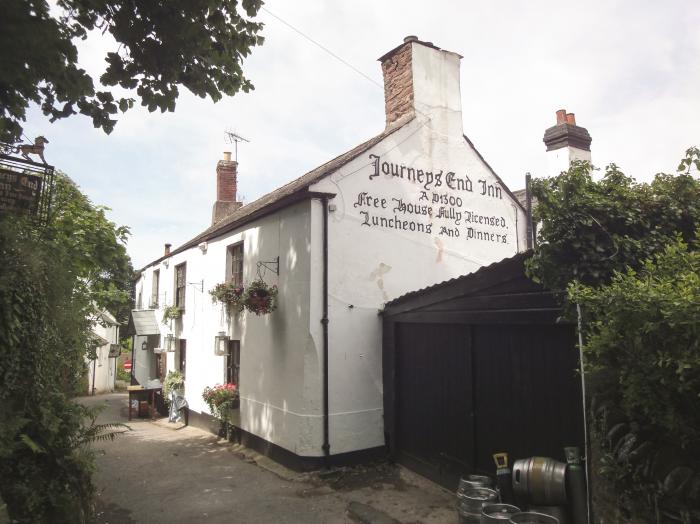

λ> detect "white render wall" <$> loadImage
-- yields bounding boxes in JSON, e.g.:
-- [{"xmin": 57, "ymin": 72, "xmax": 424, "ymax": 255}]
[
  {"xmin": 310, "ymin": 116, "xmax": 528, "ymax": 454},
  {"xmin": 87, "ymin": 321, "xmax": 118, "ymax": 394},
  {"xmin": 547, "ymin": 145, "xmax": 592, "ymax": 177},
  {"xmin": 136, "ymin": 200, "xmax": 322, "ymax": 455},
  {"xmin": 133, "ymin": 40, "xmax": 529, "ymax": 460},
  {"xmin": 135, "ymin": 115, "xmax": 527, "ymax": 456}
]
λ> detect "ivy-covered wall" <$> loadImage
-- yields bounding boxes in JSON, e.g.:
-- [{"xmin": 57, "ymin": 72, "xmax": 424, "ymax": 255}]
[
  {"xmin": 527, "ymin": 148, "xmax": 700, "ymax": 521},
  {"xmin": 0, "ymin": 174, "xmax": 133, "ymax": 522}
]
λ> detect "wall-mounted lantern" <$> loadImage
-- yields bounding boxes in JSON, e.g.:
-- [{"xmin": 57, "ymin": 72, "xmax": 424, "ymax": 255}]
[
  {"xmin": 164, "ymin": 334, "xmax": 177, "ymax": 353},
  {"xmin": 141, "ymin": 340, "xmax": 148, "ymax": 351},
  {"xmin": 214, "ymin": 331, "xmax": 229, "ymax": 356}
]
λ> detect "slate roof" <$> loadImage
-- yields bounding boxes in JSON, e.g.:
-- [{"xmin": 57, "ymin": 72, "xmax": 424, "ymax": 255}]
[
  {"xmin": 140, "ymin": 122, "xmax": 409, "ymax": 271},
  {"xmin": 126, "ymin": 310, "xmax": 161, "ymax": 336},
  {"xmin": 140, "ymin": 118, "xmax": 526, "ymax": 272}
]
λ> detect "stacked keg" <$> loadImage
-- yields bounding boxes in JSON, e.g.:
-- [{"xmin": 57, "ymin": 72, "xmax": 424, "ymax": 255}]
[
  {"xmin": 511, "ymin": 457, "xmax": 569, "ymax": 523},
  {"xmin": 509, "ymin": 513, "xmax": 560, "ymax": 523},
  {"xmin": 456, "ymin": 475, "xmax": 498, "ymax": 523},
  {"xmin": 481, "ymin": 504, "xmax": 520, "ymax": 521},
  {"xmin": 456, "ymin": 448, "xmax": 588, "ymax": 523}
]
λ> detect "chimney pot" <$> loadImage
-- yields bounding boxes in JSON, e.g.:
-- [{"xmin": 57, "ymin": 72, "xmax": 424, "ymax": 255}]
[
  {"xmin": 556, "ymin": 109, "xmax": 567, "ymax": 125},
  {"xmin": 164, "ymin": 243, "xmax": 171, "ymax": 256},
  {"xmin": 223, "ymin": 151, "xmax": 232, "ymax": 161},
  {"xmin": 544, "ymin": 109, "xmax": 592, "ymax": 155}
]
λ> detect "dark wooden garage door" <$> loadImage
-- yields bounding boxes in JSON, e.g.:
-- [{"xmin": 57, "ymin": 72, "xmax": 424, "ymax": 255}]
[
  {"xmin": 471, "ymin": 324, "xmax": 584, "ymax": 473},
  {"xmin": 393, "ymin": 322, "xmax": 583, "ymax": 490},
  {"xmin": 395, "ymin": 323, "xmax": 474, "ymax": 488}
]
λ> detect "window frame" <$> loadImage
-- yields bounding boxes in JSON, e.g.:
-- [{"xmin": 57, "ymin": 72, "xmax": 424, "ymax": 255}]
[
  {"xmin": 174, "ymin": 262, "xmax": 186, "ymax": 310},
  {"xmin": 151, "ymin": 269, "xmax": 160, "ymax": 308},
  {"xmin": 226, "ymin": 242, "xmax": 244, "ymax": 287}
]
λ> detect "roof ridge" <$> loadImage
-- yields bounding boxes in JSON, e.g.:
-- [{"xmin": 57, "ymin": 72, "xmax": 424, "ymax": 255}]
[{"xmin": 139, "ymin": 122, "xmax": 409, "ymax": 271}]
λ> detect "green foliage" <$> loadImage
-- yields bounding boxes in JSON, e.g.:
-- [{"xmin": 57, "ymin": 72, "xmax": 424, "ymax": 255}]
[
  {"xmin": 572, "ymin": 240, "xmax": 700, "ymax": 447},
  {"xmin": 210, "ymin": 281, "xmax": 245, "ymax": 312},
  {"xmin": 0, "ymin": 0, "xmax": 264, "ymax": 141},
  {"xmin": 162, "ymin": 370, "xmax": 185, "ymax": 404},
  {"xmin": 49, "ymin": 174, "xmax": 134, "ymax": 323},
  {"xmin": 527, "ymin": 147, "xmax": 700, "ymax": 517},
  {"xmin": 161, "ymin": 304, "xmax": 182, "ymax": 324},
  {"xmin": 243, "ymin": 279, "xmax": 278, "ymax": 315},
  {"xmin": 0, "ymin": 173, "xmax": 133, "ymax": 522},
  {"xmin": 527, "ymin": 148, "xmax": 700, "ymax": 291}
]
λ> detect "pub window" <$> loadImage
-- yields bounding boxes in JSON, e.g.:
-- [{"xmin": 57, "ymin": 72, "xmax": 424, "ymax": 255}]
[
  {"xmin": 175, "ymin": 263, "xmax": 186, "ymax": 309},
  {"xmin": 155, "ymin": 353, "xmax": 166, "ymax": 381},
  {"xmin": 178, "ymin": 339, "xmax": 187, "ymax": 379},
  {"xmin": 227, "ymin": 243, "xmax": 244, "ymax": 286},
  {"xmin": 151, "ymin": 269, "xmax": 160, "ymax": 308},
  {"xmin": 225, "ymin": 340, "xmax": 240, "ymax": 386}
]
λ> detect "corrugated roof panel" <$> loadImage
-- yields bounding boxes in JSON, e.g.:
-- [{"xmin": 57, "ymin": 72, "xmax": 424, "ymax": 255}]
[{"xmin": 127, "ymin": 310, "xmax": 161, "ymax": 336}]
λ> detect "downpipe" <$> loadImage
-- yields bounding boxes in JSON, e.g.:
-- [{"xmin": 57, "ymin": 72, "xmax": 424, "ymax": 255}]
[{"xmin": 321, "ymin": 197, "xmax": 330, "ymax": 466}]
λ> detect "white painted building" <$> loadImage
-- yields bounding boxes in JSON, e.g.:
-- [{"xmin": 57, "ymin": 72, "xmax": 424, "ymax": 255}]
[
  {"xmin": 130, "ymin": 37, "xmax": 531, "ymax": 467},
  {"xmin": 87, "ymin": 309, "xmax": 120, "ymax": 395}
]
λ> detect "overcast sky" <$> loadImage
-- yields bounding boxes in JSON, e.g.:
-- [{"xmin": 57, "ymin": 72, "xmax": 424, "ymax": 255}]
[{"xmin": 23, "ymin": 0, "xmax": 700, "ymax": 269}]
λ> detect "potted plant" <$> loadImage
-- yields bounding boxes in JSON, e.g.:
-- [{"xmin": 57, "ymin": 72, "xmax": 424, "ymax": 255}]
[
  {"xmin": 209, "ymin": 281, "xmax": 245, "ymax": 313},
  {"xmin": 202, "ymin": 383, "xmax": 239, "ymax": 440},
  {"xmin": 161, "ymin": 304, "xmax": 181, "ymax": 324},
  {"xmin": 162, "ymin": 370, "xmax": 185, "ymax": 405},
  {"xmin": 243, "ymin": 280, "xmax": 278, "ymax": 315}
]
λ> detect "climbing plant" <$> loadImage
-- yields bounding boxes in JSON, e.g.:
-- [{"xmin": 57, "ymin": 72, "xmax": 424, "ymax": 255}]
[
  {"xmin": 0, "ymin": 173, "xmax": 133, "ymax": 522},
  {"xmin": 527, "ymin": 147, "xmax": 700, "ymax": 291},
  {"xmin": 526, "ymin": 147, "xmax": 700, "ymax": 520}
]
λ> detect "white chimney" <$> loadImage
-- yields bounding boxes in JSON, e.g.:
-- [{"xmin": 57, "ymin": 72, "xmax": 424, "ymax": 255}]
[
  {"xmin": 378, "ymin": 36, "xmax": 464, "ymax": 137},
  {"xmin": 543, "ymin": 109, "xmax": 592, "ymax": 176}
]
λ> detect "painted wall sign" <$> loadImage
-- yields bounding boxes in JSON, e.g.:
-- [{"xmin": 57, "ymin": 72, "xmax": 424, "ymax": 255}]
[
  {"xmin": 357, "ymin": 154, "xmax": 512, "ymax": 244},
  {"xmin": 0, "ymin": 169, "xmax": 43, "ymax": 215}
]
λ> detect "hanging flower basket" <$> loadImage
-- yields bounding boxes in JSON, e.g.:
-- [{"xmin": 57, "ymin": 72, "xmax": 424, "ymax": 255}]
[
  {"xmin": 161, "ymin": 305, "xmax": 182, "ymax": 324},
  {"xmin": 243, "ymin": 280, "xmax": 278, "ymax": 315},
  {"xmin": 209, "ymin": 281, "xmax": 245, "ymax": 313}
]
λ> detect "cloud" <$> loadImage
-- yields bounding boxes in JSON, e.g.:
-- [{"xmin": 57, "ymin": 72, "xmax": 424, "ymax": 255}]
[{"xmin": 22, "ymin": 0, "xmax": 700, "ymax": 269}]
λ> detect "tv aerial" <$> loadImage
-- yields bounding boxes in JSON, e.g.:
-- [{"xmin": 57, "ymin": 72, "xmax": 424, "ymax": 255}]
[{"xmin": 224, "ymin": 130, "xmax": 250, "ymax": 162}]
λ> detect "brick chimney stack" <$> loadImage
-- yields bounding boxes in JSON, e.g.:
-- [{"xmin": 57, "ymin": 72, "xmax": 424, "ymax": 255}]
[
  {"xmin": 164, "ymin": 243, "xmax": 171, "ymax": 256},
  {"xmin": 543, "ymin": 109, "xmax": 592, "ymax": 176},
  {"xmin": 378, "ymin": 36, "xmax": 463, "ymax": 135},
  {"xmin": 212, "ymin": 152, "xmax": 243, "ymax": 224}
]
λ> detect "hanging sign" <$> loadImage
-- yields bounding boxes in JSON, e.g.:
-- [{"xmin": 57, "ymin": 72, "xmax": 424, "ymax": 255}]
[{"xmin": 0, "ymin": 169, "xmax": 43, "ymax": 215}]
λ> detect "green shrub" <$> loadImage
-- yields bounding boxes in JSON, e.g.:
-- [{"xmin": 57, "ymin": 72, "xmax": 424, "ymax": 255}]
[
  {"xmin": 0, "ymin": 173, "xmax": 133, "ymax": 522},
  {"xmin": 572, "ymin": 240, "xmax": 700, "ymax": 447}
]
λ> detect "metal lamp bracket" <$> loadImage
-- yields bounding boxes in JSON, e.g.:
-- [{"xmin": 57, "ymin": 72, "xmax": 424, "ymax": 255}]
[
  {"xmin": 188, "ymin": 279, "xmax": 204, "ymax": 292},
  {"xmin": 256, "ymin": 256, "xmax": 279, "ymax": 278}
]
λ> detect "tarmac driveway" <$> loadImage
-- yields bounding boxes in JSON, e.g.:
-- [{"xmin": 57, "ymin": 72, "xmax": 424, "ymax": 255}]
[{"xmin": 83, "ymin": 393, "xmax": 454, "ymax": 524}]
